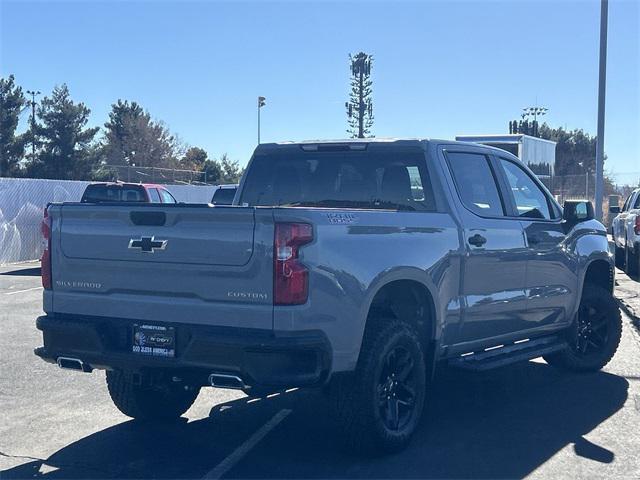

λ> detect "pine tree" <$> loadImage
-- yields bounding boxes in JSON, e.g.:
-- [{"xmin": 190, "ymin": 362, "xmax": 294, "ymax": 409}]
[
  {"xmin": 103, "ymin": 100, "xmax": 145, "ymax": 166},
  {"xmin": 102, "ymin": 99, "xmax": 181, "ymax": 169},
  {"xmin": 346, "ymin": 52, "xmax": 374, "ymax": 138},
  {"xmin": 181, "ymin": 146, "xmax": 209, "ymax": 171},
  {"xmin": 219, "ymin": 153, "xmax": 243, "ymax": 183},
  {"xmin": 25, "ymin": 84, "xmax": 99, "ymax": 180},
  {"xmin": 0, "ymin": 75, "xmax": 27, "ymax": 176},
  {"xmin": 201, "ymin": 159, "xmax": 222, "ymax": 184}
]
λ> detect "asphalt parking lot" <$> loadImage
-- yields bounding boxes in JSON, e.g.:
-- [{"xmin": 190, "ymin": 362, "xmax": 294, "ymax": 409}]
[{"xmin": 1, "ymin": 262, "xmax": 639, "ymax": 479}]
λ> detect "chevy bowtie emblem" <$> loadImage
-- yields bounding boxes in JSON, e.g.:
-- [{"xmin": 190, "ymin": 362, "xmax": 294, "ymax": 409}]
[{"xmin": 128, "ymin": 236, "xmax": 167, "ymax": 253}]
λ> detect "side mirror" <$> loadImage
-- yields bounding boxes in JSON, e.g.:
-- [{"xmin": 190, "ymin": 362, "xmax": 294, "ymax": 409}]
[
  {"xmin": 609, "ymin": 205, "xmax": 621, "ymax": 214},
  {"xmin": 563, "ymin": 200, "xmax": 594, "ymax": 228}
]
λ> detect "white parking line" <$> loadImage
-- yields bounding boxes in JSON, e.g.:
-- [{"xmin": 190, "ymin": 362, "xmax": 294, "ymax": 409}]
[
  {"xmin": 202, "ymin": 408, "xmax": 291, "ymax": 479},
  {"xmin": 4, "ymin": 287, "xmax": 43, "ymax": 295}
]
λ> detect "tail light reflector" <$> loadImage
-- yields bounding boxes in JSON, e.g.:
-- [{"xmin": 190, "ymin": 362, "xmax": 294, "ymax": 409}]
[
  {"xmin": 41, "ymin": 207, "xmax": 52, "ymax": 290},
  {"xmin": 274, "ymin": 223, "xmax": 313, "ymax": 305}
]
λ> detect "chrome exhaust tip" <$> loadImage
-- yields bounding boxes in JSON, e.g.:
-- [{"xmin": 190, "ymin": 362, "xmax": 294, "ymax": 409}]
[
  {"xmin": 57, "ymin": 357, "xmax": 92, "ymax": 372},
  {"xmin": 208, "ymin": 373, "xmax": 248, "ymax": 391}
]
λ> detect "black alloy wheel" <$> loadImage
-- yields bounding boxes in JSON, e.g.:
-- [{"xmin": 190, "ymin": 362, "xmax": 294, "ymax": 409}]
[
  {"xmin": 328, "ymin": 320, "xmax": 427, "ymax": 453},
  {"xmin": 377, "ymin": 346, "xmax": 419, "ymax": 432},
  {"xmin": 544, "ymin": 284, "xmax": 622, "ymax": 372},
  {"xmin": 572, "ymin": 302, "xmax": 610, "ymax": 357}
]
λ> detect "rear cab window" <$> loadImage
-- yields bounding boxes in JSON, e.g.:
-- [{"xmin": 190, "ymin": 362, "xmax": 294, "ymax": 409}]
[
  {"xmin": 240, "ymin": 147, "xmax": 435, "ymax": 211},
  {"xmin": 212, "ymin": 187, "xmax": 237, "ymax": 205},
  {"xmin": 81, "ymin": 184, "xmax": 148, "ymax": 203}
]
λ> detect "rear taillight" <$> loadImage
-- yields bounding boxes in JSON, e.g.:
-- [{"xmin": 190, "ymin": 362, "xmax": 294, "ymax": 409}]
[
  {"xmin": 41, "ymin": 207, "xmax": 52, "ymax": 289},
  {"xmin": 274, "ymin": 223, "xmax": 313, "ymax": 305},
  {"xmin": 635, "ymin": 216, "xmax": 640, "ymax": 236}
]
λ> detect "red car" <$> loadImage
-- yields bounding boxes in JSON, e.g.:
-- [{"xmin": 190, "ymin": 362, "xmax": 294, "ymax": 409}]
[{"xmin": 80, "ymin": 182, "xmax": 177, "ymax": 204}]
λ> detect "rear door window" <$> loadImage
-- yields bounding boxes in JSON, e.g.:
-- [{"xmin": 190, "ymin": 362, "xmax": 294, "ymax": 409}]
[
  {"xmin": 445, "ymin": 152, "xmax": 504, "ymax": 217},
  {"xmin": 240, "ymin": 150, "xmax": 435, "ymax": 211}
]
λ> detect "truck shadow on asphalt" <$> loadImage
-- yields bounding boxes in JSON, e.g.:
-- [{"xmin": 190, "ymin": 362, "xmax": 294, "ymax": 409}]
[
  {"xmin": 1, "ymin": 362, "xmax": 629, "ymax": 479},
  {"xmin": 0, "ymin": 267, "xmax": 41, "ymax": 277}
]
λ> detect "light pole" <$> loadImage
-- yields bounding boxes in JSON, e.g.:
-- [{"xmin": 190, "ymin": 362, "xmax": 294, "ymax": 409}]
[
  {"xmin": 594, "ymin": 0, "xmax": 608, "ymax": 221},
  {"xmin": 26, "ymin": 89, "xmax": 41, "ymax": 160},
  {"xmin": 522, "ymin": 106, "xmax": 548, "ymax": 136},
  {"xmin": 257, "ymin": 96, "xmax": 266, "ymax": 144}
]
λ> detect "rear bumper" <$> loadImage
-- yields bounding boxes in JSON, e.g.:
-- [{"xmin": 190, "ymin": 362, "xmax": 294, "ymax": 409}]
[{"xmin": 35, "ymin": 314, "xmax": 332, "ymax": 390}]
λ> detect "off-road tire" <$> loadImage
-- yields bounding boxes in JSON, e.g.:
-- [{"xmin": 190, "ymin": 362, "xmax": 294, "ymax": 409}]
[
  {"xmin": 328, "ymin": 319, "xmax": 427, "ymax": 454},
  {"xmin": 544, "ymin": 284, "xmax": 622, "ymax": 372},
  {"xmin": 626, "ymin": 244, "xmax": 639, "ymax": 277},
  {"xmin": 106, "ymin": 370, "xmax": 200, "ymax": 420}
]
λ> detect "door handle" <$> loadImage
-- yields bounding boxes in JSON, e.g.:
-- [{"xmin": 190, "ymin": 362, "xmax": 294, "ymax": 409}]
[{"xmin": 468, "ymin": 234, "xmax": 487, "ymax": 247}]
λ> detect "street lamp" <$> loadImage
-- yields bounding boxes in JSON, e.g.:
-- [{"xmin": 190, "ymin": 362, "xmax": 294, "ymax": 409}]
[{"xmin": 257, "ymin": 96, "xmax": 266, "ymax": 144}]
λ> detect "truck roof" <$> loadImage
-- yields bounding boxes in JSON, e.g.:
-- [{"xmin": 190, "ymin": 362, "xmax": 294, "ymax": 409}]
[
  {"xmin": 256, "ymin": 137, "xmax": 522, "ymax": 159},
  {"xmin": 87, "ymin": 182, "xmax": 169, "ymax": 189},
  {"xmin": 271, "ymin": 137, "xmax": 431, "ymax": 145},
  {"xmin": 455, "ymin": 134, "xmax": 557, "ymax": 146}
]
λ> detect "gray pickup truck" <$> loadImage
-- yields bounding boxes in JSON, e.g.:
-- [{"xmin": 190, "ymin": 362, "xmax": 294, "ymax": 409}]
[{"xmin": 35, "ymin": 139, "xmax": 621, "ymax": 453}]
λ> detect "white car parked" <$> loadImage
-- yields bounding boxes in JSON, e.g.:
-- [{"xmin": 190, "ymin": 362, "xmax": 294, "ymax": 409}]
[{"xmin": 611, "ymin": 187, "xmax": 640, "ymax": 276}]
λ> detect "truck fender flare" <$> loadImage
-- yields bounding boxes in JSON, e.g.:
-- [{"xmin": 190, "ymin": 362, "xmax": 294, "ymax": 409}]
[
  {"xmin": 573, "ymin": 254, "xmax": 615, "ymax": 319},
  {"xmin": 354, "ymin": 267, "xmax": 441, "ymax": 371}
]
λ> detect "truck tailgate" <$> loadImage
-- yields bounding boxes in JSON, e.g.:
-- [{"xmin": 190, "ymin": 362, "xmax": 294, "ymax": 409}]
[
  {"xmin": 49, "ymin": 204, "xmax": 275, "ymax": 329},
  {"xmin": 60, "ymin": 205, "xmax": 255, "ymax": 265}
]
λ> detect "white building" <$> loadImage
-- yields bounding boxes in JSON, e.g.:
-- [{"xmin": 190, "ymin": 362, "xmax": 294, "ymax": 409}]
[{"xmin": 455, "ymin": 134, "xmax": 557, "ymax": 183}]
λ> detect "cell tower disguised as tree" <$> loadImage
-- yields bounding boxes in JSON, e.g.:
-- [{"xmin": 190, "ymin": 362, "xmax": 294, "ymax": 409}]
[{"xmin": 345, "ymin": 52, "xmax": 373, "ymax": 138}]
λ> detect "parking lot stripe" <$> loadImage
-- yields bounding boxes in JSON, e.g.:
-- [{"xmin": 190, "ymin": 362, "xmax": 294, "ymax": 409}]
[
  {"xmin": 202, "ymin": 408, "xmax": 292, "ymax": 480},
  {"xmin": 4, "ymin": 287, "xmax": 43, "ymax": 295}
]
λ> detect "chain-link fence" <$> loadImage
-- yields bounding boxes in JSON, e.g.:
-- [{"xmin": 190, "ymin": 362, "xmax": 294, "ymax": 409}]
[
  {"xmin": 0, "ymin": 178, "xmax": 217, "ymax": 264},
  {"xmin": 98, "ymin": 165, "xmax": 211, "ymax": 185},
  {"xmin": 0, "ymin": 178, "xmax": 89, "ymax": 265}
]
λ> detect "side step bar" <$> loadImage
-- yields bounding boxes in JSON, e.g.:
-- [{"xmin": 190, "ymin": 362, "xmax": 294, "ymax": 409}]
[{"xmin": 448, "ymin": 335, "xmax": 567, "ymax": 371}]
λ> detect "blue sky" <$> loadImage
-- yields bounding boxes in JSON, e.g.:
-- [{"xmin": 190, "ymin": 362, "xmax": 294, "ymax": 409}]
[{"xmin": 1, "ymin": 0, "xmax": 638, "ymax": 183}]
